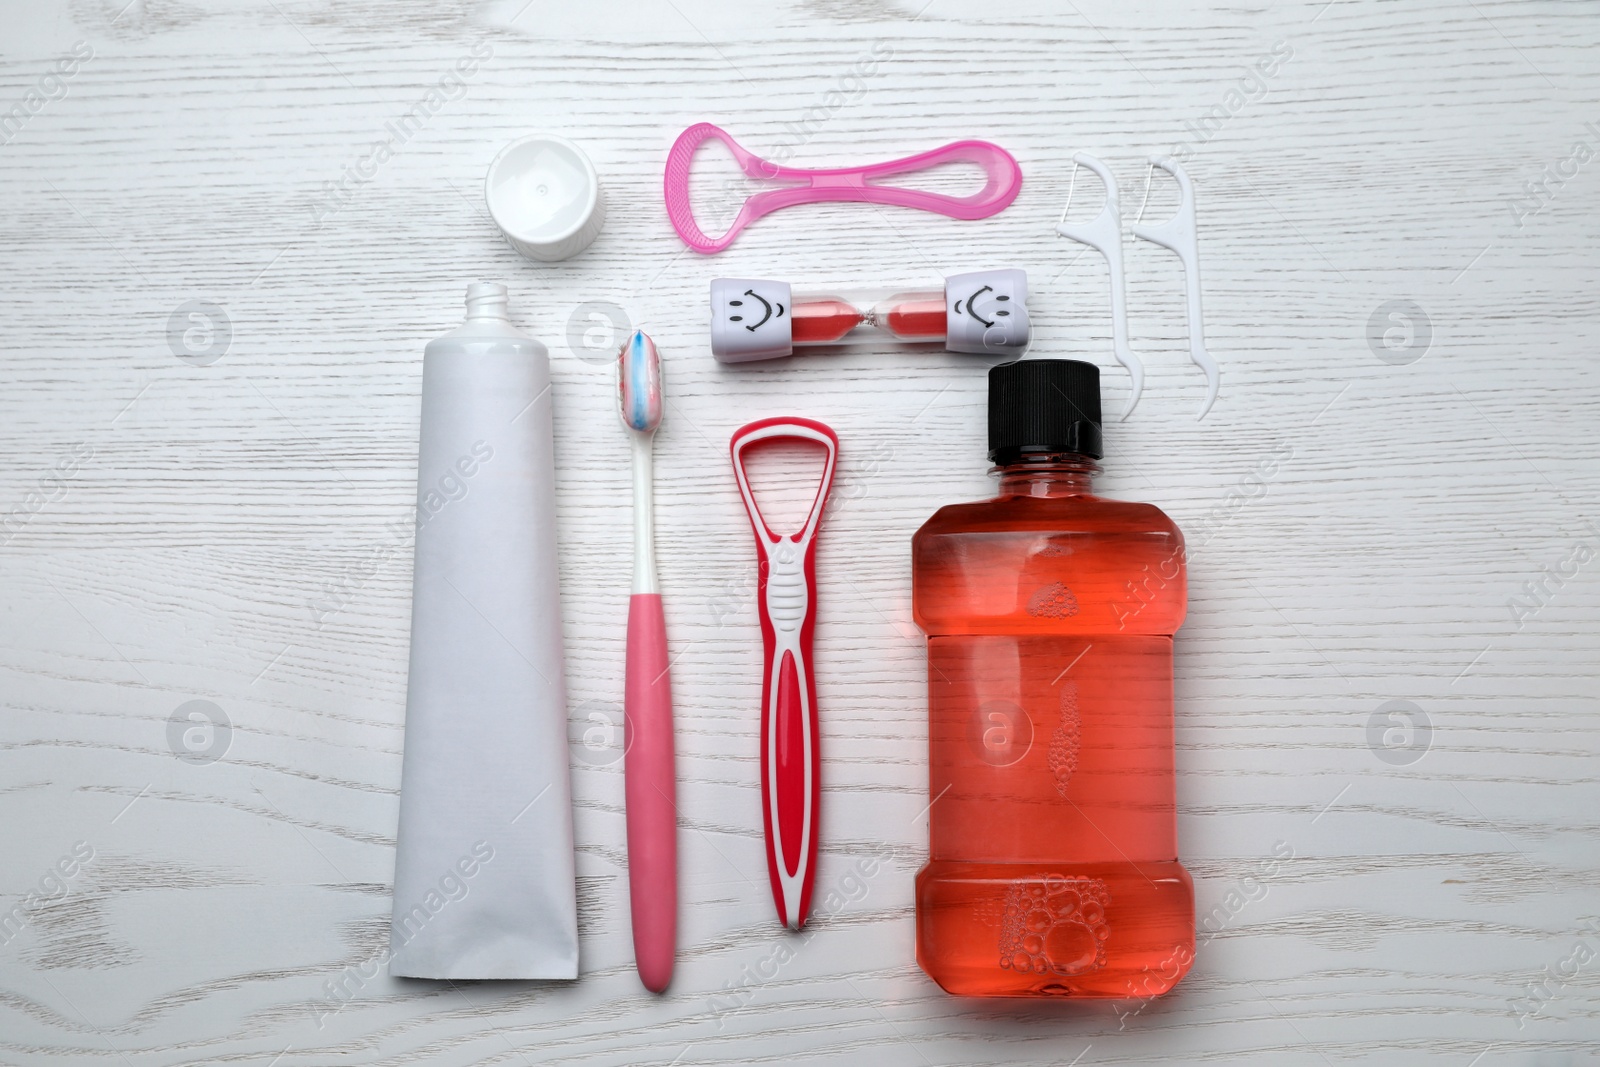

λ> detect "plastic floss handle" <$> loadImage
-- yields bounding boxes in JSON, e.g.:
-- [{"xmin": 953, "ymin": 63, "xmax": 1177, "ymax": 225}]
[
  {"xmin": 665, "ymin": 123, "xmax": 1023, "ymax": 254},
  {"xmin": 1131, "ymin": 156, "xmax": 1220, "ymax": 421},
  {"xmin": 1056, "ymin": 152, "xmax": 1144, "ymax": 421}
]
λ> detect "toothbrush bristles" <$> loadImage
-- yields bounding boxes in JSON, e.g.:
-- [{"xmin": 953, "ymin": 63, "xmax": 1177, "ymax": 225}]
[{"xmin": 617, "ymin": 329, "xmax": 663, "ymax": 433}]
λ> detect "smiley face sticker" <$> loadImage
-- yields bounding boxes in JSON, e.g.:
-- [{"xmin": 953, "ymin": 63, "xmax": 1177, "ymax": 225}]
[
  {"xmin": 710, "ymin": 278, "xmax": 796, "ymax": 362},
  {"xmin": 727, "ymin": 288, "xmax": 786, "ymax": 332}
]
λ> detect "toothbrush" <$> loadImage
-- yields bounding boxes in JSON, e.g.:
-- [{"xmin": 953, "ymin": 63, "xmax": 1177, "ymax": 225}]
[{"xmin": 618, "ymin": 329, "xmax": 676, "ymax": 993}]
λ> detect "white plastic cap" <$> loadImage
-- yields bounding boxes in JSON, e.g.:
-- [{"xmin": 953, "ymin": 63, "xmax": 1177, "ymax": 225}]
[
  {"xmin": 485, "ymin": 135, "xmax": 605, "ymax": 262},
  {"xmin": 945, "ymin": 269, "xmax": 1030, "ymax": 356},
  {"xmin": 710, "ymin": 278, "xmax": 794, "ymax": 362}
]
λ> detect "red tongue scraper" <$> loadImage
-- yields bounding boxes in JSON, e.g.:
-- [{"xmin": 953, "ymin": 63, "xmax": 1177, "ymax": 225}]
[{"xmin": 729, "ymin": 417, "xmax": 839, "ymax": 930}]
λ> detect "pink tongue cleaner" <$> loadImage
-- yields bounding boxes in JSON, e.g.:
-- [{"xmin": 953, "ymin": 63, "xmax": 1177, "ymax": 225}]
[{"xmin": 662, "ymin": 122, "xmax": 1023, "ymax": 254}]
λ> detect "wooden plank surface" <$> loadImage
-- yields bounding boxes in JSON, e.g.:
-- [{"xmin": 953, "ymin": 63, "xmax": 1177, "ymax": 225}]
[{"xmin": 1, "ymin": 0, "xmax": 1597, "ymax": 1062}]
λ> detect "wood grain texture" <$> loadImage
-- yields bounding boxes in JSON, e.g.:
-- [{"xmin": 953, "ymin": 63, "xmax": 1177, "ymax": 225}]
[{"xmin": 1, "ymin": 0, "xmax": 1598, "ymax": 1062}]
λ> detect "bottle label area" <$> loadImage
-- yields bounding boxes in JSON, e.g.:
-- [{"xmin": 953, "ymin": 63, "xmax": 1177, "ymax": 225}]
[{"xmin": 927, "ymin": 633, "xmax": 1178, "ymax": 866}]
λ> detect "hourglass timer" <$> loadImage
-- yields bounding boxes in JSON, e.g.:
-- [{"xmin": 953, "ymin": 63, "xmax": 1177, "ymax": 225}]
[{"xmin": 709, "ymin": 269, "xmax": 1030, "ymax": 362}]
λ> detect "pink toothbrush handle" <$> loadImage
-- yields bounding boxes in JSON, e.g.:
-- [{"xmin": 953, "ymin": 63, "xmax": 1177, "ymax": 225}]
[
  {"xmin": 625, "ymin": 592, "xmax": 676, "ymax": 992},
  {"xmin": 665, "ymin": 122, "xmax": 1022, "ymax": 254}
]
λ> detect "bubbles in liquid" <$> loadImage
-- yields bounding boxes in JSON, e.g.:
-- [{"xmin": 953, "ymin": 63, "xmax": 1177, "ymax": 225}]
[{"xmin": 997, "ymin": 876, "xmax": 1110, "ymax": 978}]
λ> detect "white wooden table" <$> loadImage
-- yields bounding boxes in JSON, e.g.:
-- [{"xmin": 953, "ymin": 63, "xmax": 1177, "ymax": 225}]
[{"xmin": 2, "ymin": 0, "xmax": 1597, "ymax": 1062}]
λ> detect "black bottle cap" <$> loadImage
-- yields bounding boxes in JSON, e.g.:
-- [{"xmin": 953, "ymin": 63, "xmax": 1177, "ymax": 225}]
[{"xmin": 987, "ymin": 358, "xmax": 1103, "ymax": 463}]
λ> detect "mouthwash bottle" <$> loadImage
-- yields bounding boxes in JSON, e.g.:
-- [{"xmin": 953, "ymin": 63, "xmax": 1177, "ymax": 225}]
[{"xmin": 912, "ymin": 359, "xmax": 1193, "ymax": 998}]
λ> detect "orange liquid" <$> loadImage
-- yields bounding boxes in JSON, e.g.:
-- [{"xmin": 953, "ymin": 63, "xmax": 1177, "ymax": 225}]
[
  {"xmin": 883, "ymin": 297, "xmax": 947, "ymax": 339},
  {"xmin": 790, "ymin": 298, "xmax": 862, "ymax": 344},
  {"xmin": 911, "ymin": 461, "xmax": 1193, "ymax": 998}
]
